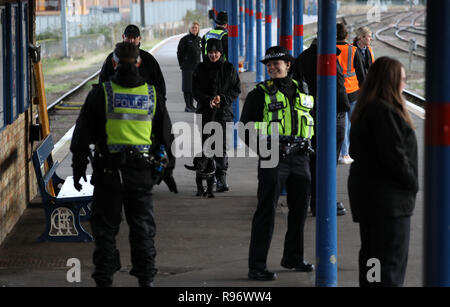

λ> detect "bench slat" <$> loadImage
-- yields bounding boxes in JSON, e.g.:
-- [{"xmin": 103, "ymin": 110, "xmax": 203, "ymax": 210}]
[
  {"xmin": 36, "ymin": 135, "xmax": 54, "ymax": 166},
  {"xmin": 42, "ymin": 160, "xmax": 59, "ymax": 186}
]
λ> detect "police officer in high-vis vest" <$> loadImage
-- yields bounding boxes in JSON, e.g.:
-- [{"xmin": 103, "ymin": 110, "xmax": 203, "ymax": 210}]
[
  {"xmin": 241, "ymin": 46, "xmax": 315, "ymax": 281},
  {"xmin": 70, "ymin": 42, "xmax": 175, "ymax": 287},
  {"xmin": 202, "ymin": 11, "xmax": 228, "ymax": 62}
]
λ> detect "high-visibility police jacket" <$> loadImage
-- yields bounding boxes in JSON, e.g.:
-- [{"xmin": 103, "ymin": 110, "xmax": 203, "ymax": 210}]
[
  {"xmin": 203, "ymin": 28, "xmax": 228, "ymax": 60},
  {"xmin": 103, "ymin": 81, "xmax": 157, "ymax": 153},
  {"xmin": 337, "ymin": 43, "xmax": 359, "ymax": 95},
  {"xmin": 255, "ymin": 79, "xmax": 314, "ymax": 139}
]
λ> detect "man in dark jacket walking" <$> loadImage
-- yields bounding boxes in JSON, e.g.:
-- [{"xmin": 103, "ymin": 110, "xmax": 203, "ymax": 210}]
[
  {"xmin": 192, "ymin": 38, "xmax": 240, "ymax": 193},
  {"xmin": 293, "ymin": 38, "xmax": 350, "ymax": 216},
  {"xmin": 99, "ymin": 25, "xmax": 167, "ymax": 102},
  {"xmin": 71, "ymin": 42, "xmax": 176, "ymax": 287},
  {"xmin": 177, "ymin": 22, "xmax": 202, "ymax": 112}
]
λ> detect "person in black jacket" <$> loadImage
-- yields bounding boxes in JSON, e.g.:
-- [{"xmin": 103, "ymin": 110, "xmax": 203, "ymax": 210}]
[
  {"xmin": 99, "ymin": 25, "xmax": 167, "ymax": 102},
  {"xmin": 353, "ymin": 26, "xmax": 375, "ymax": 86},
  {"xmin": 192, "ymin": 38, "xmax": 241, "ymax": 193},
  {"xmin": 177, "ymin": 22, "xmax": 202, "ymax": 112},
  {"xmin": 293, "ymin": 38, "xmax": 350, "ymax": 216},
  {"xmin": 348, "ymin": 57, "xmax": 418, "ymax": 287},
  {"xmin": 71, "ymin": 42, "xmax": 176, "ymax": 287}
]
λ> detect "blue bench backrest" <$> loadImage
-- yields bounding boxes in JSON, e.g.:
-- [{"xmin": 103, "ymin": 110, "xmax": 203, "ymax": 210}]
[
  {"xmin": 32, "ymin": 134, "xmax": 60, "ymax": 203},
  {"xmin": 34, "ymin": 134, "xmax": 54, "ymax": 167}
]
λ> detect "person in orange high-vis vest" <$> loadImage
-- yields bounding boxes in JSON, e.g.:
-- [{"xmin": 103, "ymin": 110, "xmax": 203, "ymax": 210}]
[{"xmin": 337, "ymin": 23, "xmax": 363, "ymax": 165}]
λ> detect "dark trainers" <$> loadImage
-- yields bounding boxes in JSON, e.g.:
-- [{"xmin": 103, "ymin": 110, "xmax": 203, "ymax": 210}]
[
  {"xmin": 248, "ymin": 269, "xmax": 277, "ymax": 281},
  {"xmin": 281, "ymin": 259, "xmax": 315, "ymax": 272}
]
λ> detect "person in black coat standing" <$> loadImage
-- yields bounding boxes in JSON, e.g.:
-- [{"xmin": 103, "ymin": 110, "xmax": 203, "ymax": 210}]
[
  {"xmin": 293, "ymin": 38, "xmax": 350, "ymax": 216},
  {"xmin": 177, "ymin": 22, "xmax": 202, "ymax": 112},
  {"xmin": 99, "ymin": 25, "xmax": 167, "ymax": 102},
  {"xmin": 192, "ymin": 38, "xmax": 241, "ymax": 193},
  {"xmin": 348, "ymin": 57, "xmax": 418, "ymax": 287}
]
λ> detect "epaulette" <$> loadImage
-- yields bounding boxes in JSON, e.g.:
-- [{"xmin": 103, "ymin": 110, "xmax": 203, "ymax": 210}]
[{"xmin": 257, "ymin": 80, "xmax": 278, "ymax": 95}]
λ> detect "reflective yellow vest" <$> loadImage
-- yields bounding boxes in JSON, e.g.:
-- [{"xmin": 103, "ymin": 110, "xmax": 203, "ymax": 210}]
[
  {"xmin": 103, "ymin": 81, "xmax": 157, "ymax": 153},
  {"xmin": 255, "ymin": 79, "xmax": 314, "ymax": 139},
  {"xmin": 204, "ymin": 29, "xmax": 228, "ymax": 60}
]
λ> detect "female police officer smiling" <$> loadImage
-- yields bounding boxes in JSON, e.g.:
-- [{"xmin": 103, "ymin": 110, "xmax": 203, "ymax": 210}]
[{"xmin": 241, "ymin": 46, "xmax": 315, "ymax": 281}]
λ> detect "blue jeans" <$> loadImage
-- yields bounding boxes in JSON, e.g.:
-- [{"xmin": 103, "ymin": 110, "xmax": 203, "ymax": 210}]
[{"xmin": 340, "ymin": 100, "xmax": 357, "ymax": 157}]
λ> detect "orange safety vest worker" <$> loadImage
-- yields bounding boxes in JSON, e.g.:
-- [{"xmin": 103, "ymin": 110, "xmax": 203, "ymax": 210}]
[
  {"xmin": 337, "ymin": 43, "xmax": 359, "ymax": 95},
  {"xmin": 368, "ymin": 46, "xmax": 375, "ymax": 64}
]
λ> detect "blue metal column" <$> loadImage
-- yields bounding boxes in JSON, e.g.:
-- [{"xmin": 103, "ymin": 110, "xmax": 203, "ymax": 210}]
[
  {"xmin": 280, "ymin": 0, "xmax": 293, "ymax": 55},
  {"xmin": 239, "ymin": 0, "xmax": 245, "ymax": 56},
  {"xmin": 316, "ymin": 0, "xmax": 337, "ymax": 287},
  {"xmin": 248, "ymin": 0, "xmax": 255, "ymax": 72},
  {"xmin": 424, "ymin": 0, "xmax": 450, "ymax": 287},
  {"xmin": 294, "ymin": 0, "xmax": 304, "ymax": 56},
  {"xmin": 229, "ymin": 0, "xmax": 240, "ymax": 149},
  {"xmin": 256, "ymin": 0, "xmax": 264, "ymax": 82},
  {"xmin": 265, "ymin": 0, "xmax": 273, "ymax": 79}
]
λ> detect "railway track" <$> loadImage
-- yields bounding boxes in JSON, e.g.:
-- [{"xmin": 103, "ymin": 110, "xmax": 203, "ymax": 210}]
[{"xmin": 375, "ymin": 10, "xmax": 426, "ymax": 58}]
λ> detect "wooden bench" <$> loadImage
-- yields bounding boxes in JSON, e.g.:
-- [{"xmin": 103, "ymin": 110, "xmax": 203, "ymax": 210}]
[{"xmin": 32, "ymin": 134, "xmax": 93, "ymax": 242}]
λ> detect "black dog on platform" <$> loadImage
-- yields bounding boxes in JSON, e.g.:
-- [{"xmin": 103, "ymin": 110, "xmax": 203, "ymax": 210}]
[{"xmin": 185, "ymin": 156, "xmax": 216, "ymax": 198}]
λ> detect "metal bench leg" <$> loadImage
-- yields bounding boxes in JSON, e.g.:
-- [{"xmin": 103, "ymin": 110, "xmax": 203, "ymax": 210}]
[
  {"xmin": 39, "ymin": 205, "xmax": 93, "ymax": 242},
  {"xmin": 79, "ymin": 202, "xmax": 92, "ymax": 222}
]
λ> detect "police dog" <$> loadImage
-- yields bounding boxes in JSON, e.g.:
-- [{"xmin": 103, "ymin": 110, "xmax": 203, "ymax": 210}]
[{"xmin": 185, "ymin": 156, "xmax": 216, "ymax": 198}]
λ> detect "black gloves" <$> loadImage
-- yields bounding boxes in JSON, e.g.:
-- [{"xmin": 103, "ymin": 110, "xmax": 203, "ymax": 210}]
[
  {"xmin": 163, "ymin": 175, "xmax": 178, "ymax": 194},
  {"xmin": 73, "ymin": 164, "xmax": 87, "ymax": 192},
  {"xmin": 162, "ymin": 167, "xmax": 178, "ymax": 194}
]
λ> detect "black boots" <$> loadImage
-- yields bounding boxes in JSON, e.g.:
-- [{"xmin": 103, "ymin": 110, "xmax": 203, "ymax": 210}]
[
  {"xmin": 184, "ymin": 92, "xmax": 196, "ymax": 112},
  {"xmin": 216, "ymin": 174, "xmax": 229, "ymax": 192},
  {"xmin": 248, "ymin": 269, "xmax": 277, "ymax": 281},
  {"xmin": 280, "ymin": 259, "xmax": 315, "ymax": 272}
]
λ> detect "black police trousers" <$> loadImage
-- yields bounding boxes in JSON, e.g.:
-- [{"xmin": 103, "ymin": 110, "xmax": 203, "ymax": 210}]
[
  {"xmin": 248, "ymin": 153, "xmax": 311, "ymax": 271},
  {"xmin": 90, "ymin": 166, "xmax": 156, "ymax": 285}
]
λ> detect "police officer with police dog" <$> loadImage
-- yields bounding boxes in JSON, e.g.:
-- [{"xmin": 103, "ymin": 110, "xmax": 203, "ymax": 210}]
[
  {"xmin": 71, "ymin": 42, "xmax": 175, "ymax": 287},
  {"xmin": 241, "ymin": 46, "xmax": 315, "ymax": 281}
]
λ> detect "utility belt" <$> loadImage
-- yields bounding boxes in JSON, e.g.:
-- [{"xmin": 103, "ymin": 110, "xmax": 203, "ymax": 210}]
[
  {"xmin": 264, "ymin": 136, "xmax": 315, "ymax": 156},
  {"xmin": 95, "ymin": 147, "xmax": 156, "ymax": 170},
  {"xmin": 279, "ymin": 139, "xmax": 315, "ymax": 157}
]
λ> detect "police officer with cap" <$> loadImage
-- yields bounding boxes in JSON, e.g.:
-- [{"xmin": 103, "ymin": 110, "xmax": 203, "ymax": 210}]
[
  {"xmin": 241, "ymin": 46, "xmax": 315, "ymax": 281},
  {"xmin": 202, "ymin": 11, "xmax": 228, "ymax": 62},
  {"xmin": 71, "ymin": 42, "xmax": 175, "ymax": 287},
  {"xmin": 99, "ymin": 24, "xmax": 167, "ymax": 102}
]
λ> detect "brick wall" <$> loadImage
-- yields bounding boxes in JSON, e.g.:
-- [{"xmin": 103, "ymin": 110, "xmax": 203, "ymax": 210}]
[{"xmin": 0, "ymin": 108, "xmax": 38, "ymax": 244}]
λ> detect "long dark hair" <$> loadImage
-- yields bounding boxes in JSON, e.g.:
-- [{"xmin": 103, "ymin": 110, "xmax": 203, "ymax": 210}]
[{"xmin": 351, "ymin": 57, "xmax": 414, "ymax": 128}]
